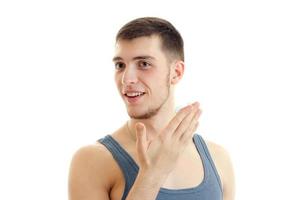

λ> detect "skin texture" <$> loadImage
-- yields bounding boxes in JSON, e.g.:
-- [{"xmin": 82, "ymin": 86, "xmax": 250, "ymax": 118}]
[{"xmin": 68, "ymin": 35, "xmax": 235, "ymax": 200}]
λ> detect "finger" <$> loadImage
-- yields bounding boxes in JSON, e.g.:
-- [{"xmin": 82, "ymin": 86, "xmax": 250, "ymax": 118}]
[
  {"xmin": 135, "ymin": 123, "xmax": 149, "ymax": 166},
  {"xmin": 177, "ymin": 121, "xmax": 200, "ymax": 153},
  {"xmin": 165, "ymin": 102, "xmax": 199, "ymax": 137},
  {"xmin": 185, "ymin": 121, "xmax": 199, "ymax": 143},
  {"xmin": 173, "ymin": 105, "xmax": 199, "ymax": 140},
  {"xmin": 180, "ymin": 109, "xmax": 201, "ymax": 143}
]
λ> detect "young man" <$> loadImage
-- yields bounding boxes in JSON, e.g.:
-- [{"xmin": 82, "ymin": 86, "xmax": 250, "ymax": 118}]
[{"xmin": 68, "ymin": 17, "xmax": 235, "ymax": 200}]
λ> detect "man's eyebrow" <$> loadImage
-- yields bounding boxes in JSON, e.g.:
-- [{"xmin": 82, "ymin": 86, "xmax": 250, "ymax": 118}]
[
  {"xmin": 112, "ymin": 56, "xmax": 155, "ymax": 62},
  {"xmin": 132, "ymin": 56, "xmax": 156, "ymax": 61},
  {"xmin": 112, "ymin": 56, "xmax": 122, "ymax": 62}
]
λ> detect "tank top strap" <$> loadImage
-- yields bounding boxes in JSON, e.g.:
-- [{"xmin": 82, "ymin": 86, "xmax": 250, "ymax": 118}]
[
  {"xmin": 193, "ymin": 134, "xmax": 223, "ymax": 190},
  {"xmin": 98, "ymin": 135, "xmax": 139, "ymax": 200}
]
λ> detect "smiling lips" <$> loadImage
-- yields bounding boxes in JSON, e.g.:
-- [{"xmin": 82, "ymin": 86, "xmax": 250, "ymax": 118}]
[
  {"xmin": 125, "ymin": 92, "xmax": 145, "ymax": 97},
  {"xmin": 123, "ymin": 91, "xmax": 146, "ymax": 103}
]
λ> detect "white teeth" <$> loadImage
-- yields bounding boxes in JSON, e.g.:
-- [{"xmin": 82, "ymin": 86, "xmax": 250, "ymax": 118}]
[{"xmin": 126, "ymin": 92, "xmax": 144, "ymax": 97}]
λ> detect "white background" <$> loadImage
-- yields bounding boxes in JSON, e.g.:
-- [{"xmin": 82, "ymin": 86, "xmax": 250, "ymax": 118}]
[{"xmin": 0, "ymin": 0, "xmax": 299, "ymax": 199}]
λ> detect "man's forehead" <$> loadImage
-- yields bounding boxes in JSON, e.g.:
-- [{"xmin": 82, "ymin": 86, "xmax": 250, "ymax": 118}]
[
  {"xmin": 116, "ymin": 36, "xmax": 161, "ymax": 49},
  {"xmin": 113, "ymin": 36, "xmax": 164, "ymax": 61}
]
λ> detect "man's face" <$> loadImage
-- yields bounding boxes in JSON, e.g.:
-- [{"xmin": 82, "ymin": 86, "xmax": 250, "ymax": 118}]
[{"xmin": 113, "ymin": 35, "xmax": 172, "ymax": 119}]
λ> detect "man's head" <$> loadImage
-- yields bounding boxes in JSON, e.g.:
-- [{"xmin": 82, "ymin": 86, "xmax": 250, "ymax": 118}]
[{"xmin": 113, "ymin": 17, "xmax": 185, "ymax": 120}]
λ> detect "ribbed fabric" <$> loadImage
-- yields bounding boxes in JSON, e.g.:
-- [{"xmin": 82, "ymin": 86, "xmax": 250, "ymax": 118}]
[{"xmin": 98, "ymin": 134, "xmax": 223, "ymax": 200}]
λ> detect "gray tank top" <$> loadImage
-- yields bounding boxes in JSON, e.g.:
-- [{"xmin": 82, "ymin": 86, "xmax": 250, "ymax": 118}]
[{"xmin": 98, "ymin": 134, "xmax": 223, "ymax": 200}]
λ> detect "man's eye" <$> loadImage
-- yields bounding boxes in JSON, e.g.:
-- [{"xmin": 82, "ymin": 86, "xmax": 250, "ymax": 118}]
[
  {"xmin": 115, "ymin": 62, "xmax": 125, "ymax": 70},
  {"xmin": 139, "ymin": 61, "xmax": 150, "ymax": 68}
]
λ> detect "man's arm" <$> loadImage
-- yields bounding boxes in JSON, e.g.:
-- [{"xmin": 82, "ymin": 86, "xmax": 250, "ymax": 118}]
[
  {"xmin": 68, "ymin": 145, "xmax": 112, "ymax": 200},
  {"xmin": 207, "ymin": 141, "xmax": 235, "ymax": 200},
  {"xmin": 68, "ymin": 145, "xmax": 169, "ymax": 200}
]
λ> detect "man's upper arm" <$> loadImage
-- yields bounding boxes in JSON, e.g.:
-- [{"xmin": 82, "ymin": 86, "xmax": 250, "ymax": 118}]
[
  {"xmin": 206, "ymin": 140, "xmax": 235, "ymax": 200},
  {"xmin": 68, "ymin": 144, "xmax": 113, "ymax": 200}
]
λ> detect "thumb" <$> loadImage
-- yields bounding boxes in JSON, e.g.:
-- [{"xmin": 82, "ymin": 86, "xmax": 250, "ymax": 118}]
[{"xmin": 135, "ymin": 123, "xmax": 148, "ymax": 165}]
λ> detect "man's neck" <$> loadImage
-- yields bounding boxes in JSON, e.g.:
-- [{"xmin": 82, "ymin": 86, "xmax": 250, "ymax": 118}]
[{"xmin": 127, "ymin": 107, "xmax": 176, "ymax": 142}]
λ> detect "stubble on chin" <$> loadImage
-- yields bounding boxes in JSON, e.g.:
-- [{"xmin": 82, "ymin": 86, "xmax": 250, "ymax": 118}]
[{"xmin": 128, "ymin": 106, "xmax": 160, "ymax": 120}]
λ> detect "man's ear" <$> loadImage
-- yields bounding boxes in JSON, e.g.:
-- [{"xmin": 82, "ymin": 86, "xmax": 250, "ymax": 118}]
[{"xmin": 171, "ymin": 60, "xmax": 185, "ymax": 85}]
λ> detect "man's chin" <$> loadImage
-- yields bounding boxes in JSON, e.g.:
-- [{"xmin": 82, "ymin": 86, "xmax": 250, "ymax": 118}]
[
  {"xmin": 126, "ymin": 108, "xmax": 146, "ymax": 119},
  {"xmin": 127, "ymin": 108, "xmax": 159, "ymax": 120},
  {"xmin": 129, "ymin": 114, "xmax": 152, "ymax": 120},
  {"xmin": 127, "ymin": 111, "xmax": 149, "ymax": 120}
]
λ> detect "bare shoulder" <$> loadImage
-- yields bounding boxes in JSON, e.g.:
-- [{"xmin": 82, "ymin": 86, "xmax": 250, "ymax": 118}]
[
  {"xmin": 68, "ymin": 141, "xmax": 117, "ymax": 200},
  {"xmin": 205, "ymin": 139, "xmax": 232, "ymax": 163},
  {"xmin": 203, "ymin": 138, "xmax": 235, "ymax": 200}
]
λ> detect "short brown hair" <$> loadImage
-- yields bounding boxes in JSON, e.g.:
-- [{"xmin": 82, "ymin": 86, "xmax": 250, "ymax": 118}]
[{"xmin": 116, "ymin": 17, "xmax": 184, "ymax": 61}]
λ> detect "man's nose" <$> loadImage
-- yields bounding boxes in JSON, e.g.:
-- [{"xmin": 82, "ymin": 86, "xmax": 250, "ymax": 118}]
[{"xmin": 121, "ymin": 66, "xmax": 138, "ymax": 85}]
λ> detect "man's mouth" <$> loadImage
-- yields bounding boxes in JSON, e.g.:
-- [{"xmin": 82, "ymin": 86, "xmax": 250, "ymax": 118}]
[
  {"xmin": 125, "ymin": 92, "xmax": 146, "ymax": 98},
  {"xmin": 123, "ymin": 91, "xmax": 146, "ymax": 103}
]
